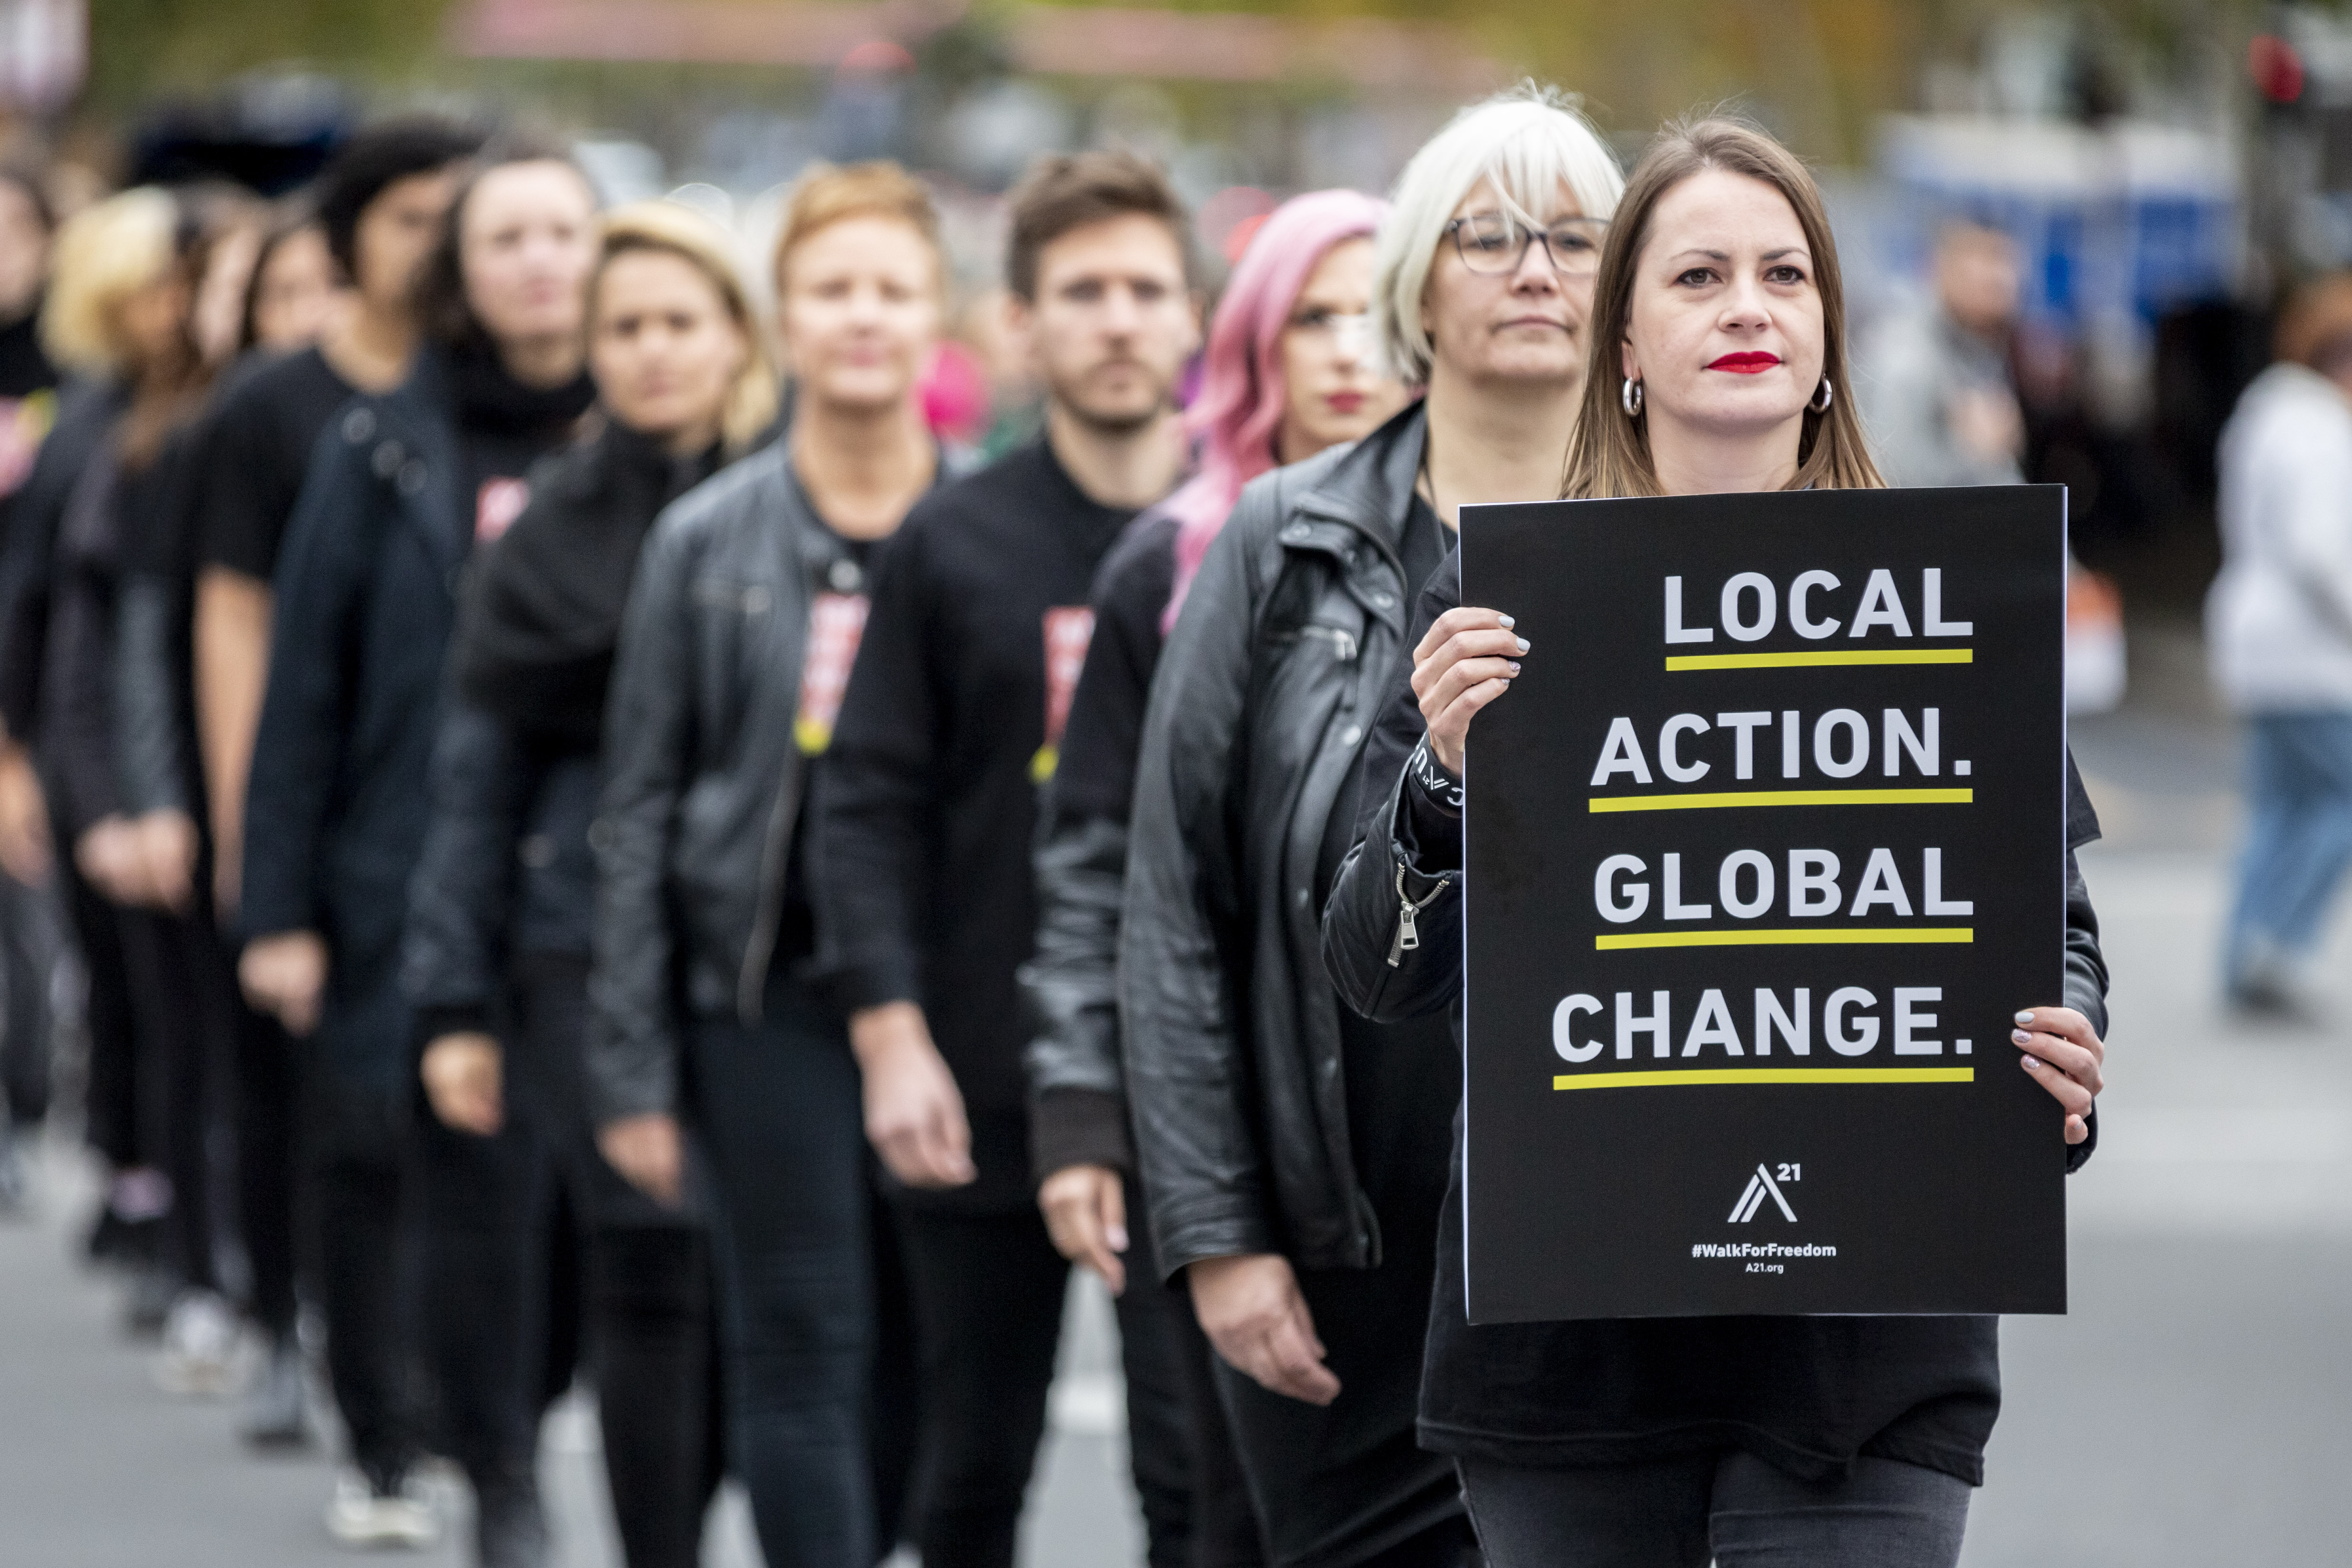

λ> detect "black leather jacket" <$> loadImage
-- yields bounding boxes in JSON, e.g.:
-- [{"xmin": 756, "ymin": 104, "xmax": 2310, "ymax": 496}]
[
  {"xmin": 585, "ymin": 442, "xmax": 966, "ymax": 1125},
  {"xmin": 1121, "ymin": 402, "xmax": 1429, "ymax": 1279}
]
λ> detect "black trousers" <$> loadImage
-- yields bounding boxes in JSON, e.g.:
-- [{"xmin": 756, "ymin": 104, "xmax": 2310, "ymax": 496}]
[
  {"xmin": 687, "ymin": 978, "xmax": 879, "ymax": 1568},
  {"xmin": 511, "ymin": 956, "xmax": 724, "ymax": 1568},
  {"xmin": 307, "ymin": 1074, "xmax": 419, "ymax": 1486},
  {"xmin": 75, "ymin": 862, "xmax": 230, "ymax": 1293},
  {"xmin": 892, "ymin": 1181, "xmax": 1196, "ymax": 1568},
  {"xmin": 0, "ymin": 869, "xmax": 58, "ymax": 1128},
  {"xmin": 236, "ymin": 999, "xmax": 301, "ymax": 1340}
]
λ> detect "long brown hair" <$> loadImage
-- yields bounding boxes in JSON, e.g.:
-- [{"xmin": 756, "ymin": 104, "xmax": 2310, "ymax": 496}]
[{"xmin": 1560, "ymin": 116, "xmax": 1880, "ymax": 498}]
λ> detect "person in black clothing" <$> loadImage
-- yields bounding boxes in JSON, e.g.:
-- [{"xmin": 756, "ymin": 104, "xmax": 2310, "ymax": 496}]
[
  {"xmin": 187, "ymin": 119, "xmax": 481, "ymax": 1447},
  {"xmin": 588, "ymin": 161, "xmax": 951, "ymax": 1568},
  {"xmin": 1318, "ymin": 117, "xmax": 2110, "ymax": 1568},
  {"xmin": 404, "ymin": 201, "xmax": 775, "ymax": 1568},
  {"xmin": 0, "ymin": 160, "xmax": 58, "ymax": 1209},
  {"xmin": 1022, "ymin": 186, "xmax": 1405, "ymax": 1568},
  {"xmin": 0, "ymin": 185, "xmax": 244, "ymax": 1346},
  {"xmin": 240, "ymin": 143, "xmax": 598, "ymax": 1560},
  {"xmin": 811, "ymin": 151, "xmax": 1204, "ymax": 1568},
  {"xmin": 1117, "ymin": 87, "xmax": 1621, "ymax": 1568}
]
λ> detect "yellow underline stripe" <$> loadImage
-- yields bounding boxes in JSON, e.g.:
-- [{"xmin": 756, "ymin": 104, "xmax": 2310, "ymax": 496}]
[
  {"xmin": 1553, "ymin": 1067, "xmax": 1976, "ymax": 1090},
  {"xmin": 1665, "ymin": 648, "xmax": 1974, "ymax": 671},
  {"xmin": 1589, "ymin": 787, "xmax": 1972, "ymax": 813},
  {"xmin": 1595, "ymin": 926, "xmax": 1974, "ymax": 950}
]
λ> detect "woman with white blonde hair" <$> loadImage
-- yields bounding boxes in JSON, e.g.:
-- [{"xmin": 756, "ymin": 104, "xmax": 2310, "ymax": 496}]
[
  {"xmin": 1119, "ymin": 83, "xmax": 1621, "ymax": 1567},
  {"xmin": 0, "ymin": 185, "xmax": 237, "ymax": 1348}
]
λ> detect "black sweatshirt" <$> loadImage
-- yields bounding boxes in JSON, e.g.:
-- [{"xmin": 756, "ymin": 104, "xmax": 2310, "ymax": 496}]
[{"xmin": 814, "ymin": 437, "xmax": 1140, "ymax": 1211}]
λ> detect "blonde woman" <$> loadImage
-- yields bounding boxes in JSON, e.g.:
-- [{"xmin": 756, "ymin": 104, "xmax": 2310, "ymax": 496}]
[
  {"xmin": 587, "ymin": 162, "xmax": 959, "ymax": 1568},
  {"xmin": 0, "ymin": 187, "xmax": 231, "ymax": 1350},
  {"xmin": 1324, "ymin": 116, "xmax": 2108, "ymax": 1566},
  {"xmin": 403, "ymin": 200, "xmax": 773, "ymax": 1568}
]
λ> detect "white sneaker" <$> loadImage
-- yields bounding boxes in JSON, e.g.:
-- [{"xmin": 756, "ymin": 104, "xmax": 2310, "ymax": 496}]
[
  {"xmin": 325, "ymin": 1469, "xmax": 440, "ymax": 1550},
  {"xmin": 153, "ymin": 1291, "xmax": 242, "ymax": 1397}
]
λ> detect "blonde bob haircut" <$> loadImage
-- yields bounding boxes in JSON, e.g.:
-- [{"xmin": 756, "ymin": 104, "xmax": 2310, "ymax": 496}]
[
  {"xmin": 771, "ymin": 159, "xmax": 944, "ymax": 298},
  {"xmin": 1373, "ymin": 82, "xmax": 1625, "ymax": 387},
  {"xmin": 41, "ymin": 186, "xmax": 181, "ymax": 376},
  {"xmin": 1561, "ymin": 116, "xmax": 1881, "ymax": 498},
  {"xmin": 592, "ymin": 201, "xmax": 780, "ymax": 454}
]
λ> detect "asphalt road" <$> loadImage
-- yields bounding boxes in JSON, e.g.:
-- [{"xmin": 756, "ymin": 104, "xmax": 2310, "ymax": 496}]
[{"xmin": 0, "ymin": 619, "xmax": 2344, "ymax": 1566}]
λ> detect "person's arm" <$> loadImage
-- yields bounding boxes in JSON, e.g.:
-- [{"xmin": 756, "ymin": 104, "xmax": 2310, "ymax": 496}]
[
  {"xmin": 2268, "ymin": 401, "xmax": 2352, "ymax": 642},
  {"xmin": 402, "ymin": 699, "xmax": 530, "ymax": 1136},
  {"xmin": 810, "ymin": 513, "xmax": 972, "ymax": 1190},
  {"xmin": 585, "ymin": 518, "xmax": 699, "ymax": 1203},
  {"xmin": 1022, "ymin": 523, "xmax": 1172, "ymax": 1292},
  {"xmin": 112, "ymin": 573, "xmax": 198, "ymax": 912},
  {"xmin": 239, "ymin": 445, "xmax": 368, "ymax": 1034},
  {"xmin": 193, "ymin": 567, "xmax": 269, "ymax": 916}
]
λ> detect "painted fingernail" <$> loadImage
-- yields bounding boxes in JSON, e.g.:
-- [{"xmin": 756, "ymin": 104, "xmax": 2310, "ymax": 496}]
[
  {"xmin": 1497, "ymin": 614, "xmax": 1515, "ymax": 628},
  {"xmin": 2021, "ymin": 1055, "xmax": 2040, "ymax": 1070},
  {"xmin": 2015, "ymin": 1010, "xmax": 2035, "ymax": 1025},
  {"xmin": 2012, "ymin": 1029, "xmax": 2032, "ymax": 1045},
  {"xmin": 1506, "ymin": 661, "xmax": 1521, "ymax": 674},
  {"xmin": 1514, "ymin": 637, "xmax": 1530, "ymax": 652}
]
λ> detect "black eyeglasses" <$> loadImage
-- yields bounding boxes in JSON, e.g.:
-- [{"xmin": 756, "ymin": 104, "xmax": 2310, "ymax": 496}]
[{"xmin": 1444, "ymin": 213, "xmax": 1608, "ymax": 277}]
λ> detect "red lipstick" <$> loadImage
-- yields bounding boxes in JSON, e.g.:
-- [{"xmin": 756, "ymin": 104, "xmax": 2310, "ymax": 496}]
[{"xmin": 1707, "ymin": 351, "xmax": 1781, "ymax": 373}]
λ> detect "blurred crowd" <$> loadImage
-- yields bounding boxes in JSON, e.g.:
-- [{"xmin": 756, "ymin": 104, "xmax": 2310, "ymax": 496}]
[{"xmin": 0, "ymin": 62, "xmax": 2332, "ymax": 1568}]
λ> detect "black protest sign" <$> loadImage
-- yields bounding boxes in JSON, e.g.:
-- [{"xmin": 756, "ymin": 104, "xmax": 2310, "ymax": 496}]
[{"xmin": 1459, "ymin": 485, "xmax": 2068, "ymax": 1322}]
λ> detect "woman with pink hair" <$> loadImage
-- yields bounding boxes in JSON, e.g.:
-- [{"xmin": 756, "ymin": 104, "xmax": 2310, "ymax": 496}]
[{"xmin": 1019, "ymin": 187, "xmax": 1405, "ymax": 1565}]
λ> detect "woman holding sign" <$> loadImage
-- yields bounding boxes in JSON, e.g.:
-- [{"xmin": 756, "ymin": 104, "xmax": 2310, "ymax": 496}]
[
  {"xmin": 1122, "ymin": 86, "xmax": 1622, "ymax": 1567},
  {"xmin": 1322, "ymin": 117, "xmax": 2110, "ymax": 1565}
]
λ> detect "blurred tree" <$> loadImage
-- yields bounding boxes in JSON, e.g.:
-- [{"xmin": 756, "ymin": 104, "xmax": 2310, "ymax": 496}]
[{"xmin": 84, "ymin": 0, "xmax": 452, "ymax": 109}]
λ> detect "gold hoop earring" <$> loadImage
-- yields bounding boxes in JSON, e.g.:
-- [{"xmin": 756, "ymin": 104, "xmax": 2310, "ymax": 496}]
[{"xmin": 1621, "ymin": 377, "xmax": 1643, "ymax": 417}]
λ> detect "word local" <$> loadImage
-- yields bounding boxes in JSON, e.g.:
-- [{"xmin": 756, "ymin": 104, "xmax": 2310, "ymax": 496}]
[
  {"xmin": 1664, "ymin": 568, "xmax": 1972, "ymax": 643},
  {"xmin": 1551, "ymin": 986, "xmax": 1963, "ymax": 1063}
]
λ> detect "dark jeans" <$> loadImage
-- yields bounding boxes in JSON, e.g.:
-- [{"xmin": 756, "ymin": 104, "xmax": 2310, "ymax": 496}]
[
  {"xmin": 0, "ymin": 869, "xmax": 58, "ymax": 1128},
  {"xmin": 688, "ymin": 980, "xmax": 877, "ymax": 1568},
  {"xmin": 1457, "ymin": 1451, "xmax": 1972, "ymax": 1568},
  {"xmin": 308, "ymin": 1076, "xmax": 418, "ymax": 1485},
  {"xmin": 236, "ymin": 1000, "xmax": 301, "ymax": 1340},
  {"xmin": 891, "ymin": 1184, "xmax": 1195, "ymax": 1568},
  {"xmin": 512, "ymin": 956, "xmax": 723, "ymax": 1568}
]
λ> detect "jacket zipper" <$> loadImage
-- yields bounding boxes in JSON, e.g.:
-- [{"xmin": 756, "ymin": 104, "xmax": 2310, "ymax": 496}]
[
  {"xmin": 736, "ymin": 755, "xmax": 803, "ymax": 1024},
  {"xmin": 1388, "ymin": 862, "xmax": 1450, "ymax": 967}
]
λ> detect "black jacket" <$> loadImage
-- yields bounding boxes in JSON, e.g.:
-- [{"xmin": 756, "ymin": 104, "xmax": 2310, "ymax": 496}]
[
  {"xmin": 0, "ymin": 378, "xmax": 121, "ymax": 747},
  {"xmin": 584, "ymin": 441, "xmax": 964, "ymax": 1126},
  {"xmin": 1316, "ymin": 546, "xmax": 2110, "ymax": 1482},
  {"xmin": 1121, "ymin": 402, "xmax": 1430, "ymax": 1278},
  {"xmin": 243, "ymin": 350, "xmax": 585, "ymax": 1090},
  {"xmin": 403, "ymin": 420, "xmax": 721, "ymax": 1045}
]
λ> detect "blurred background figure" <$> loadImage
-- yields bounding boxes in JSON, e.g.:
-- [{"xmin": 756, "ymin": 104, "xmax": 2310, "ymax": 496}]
[
  {"xmin": 0, "ymin": 186, "xmax": 234, "ymax": 1362},
  {"xmin": 1859, "ymin": 216, "xmax": 2129, "ymax": 713},
  {"xmin": 2208, "ymin": 273, "xmax": 2352, "ymax": 1016},
  {"xmin": 0, "ymin": 161, "xmax": 62, "ymax": 1214},
  {"xmin": 1859, "ymin": 217, "xmax": 2028, "ymax": 488},
  {"xmin": 407, "ymin": 199, "xmax": 774, "ymax": 1568},
  {"xmin": 189, "ymin": 119, "xmax": 482, "ymax": 1452},
  {"xmin": 238, "ymin": 141, "xmax": 598, "ymax": 1560},
  {"xmin": 1021, "ymin": 184, "xmax": 1407, "ymax": 1568}
]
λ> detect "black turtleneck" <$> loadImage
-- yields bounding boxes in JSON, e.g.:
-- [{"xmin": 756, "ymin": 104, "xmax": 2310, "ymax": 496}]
[
  {"xmin": 447, "ymin": 339, "xmax": 596, "ymax": 542},
  {"xmin": 0, "ymin": 308, "xmax": 55, "ymax": 401}
]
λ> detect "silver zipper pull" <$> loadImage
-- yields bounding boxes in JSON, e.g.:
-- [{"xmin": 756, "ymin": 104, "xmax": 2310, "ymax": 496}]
[{"xmin": 1388, "ymin": 864, "xmax": 1448, "ymax": 967}]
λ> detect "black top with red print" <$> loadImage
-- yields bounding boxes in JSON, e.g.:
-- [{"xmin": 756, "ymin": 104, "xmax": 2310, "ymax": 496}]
[{"xmin": 813, "ymin": 436, "xmax": 1146, "ymax": 1210}]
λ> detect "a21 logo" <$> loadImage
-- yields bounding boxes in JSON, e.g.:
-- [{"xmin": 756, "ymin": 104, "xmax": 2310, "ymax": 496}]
[{"xmin": 1728, "ymin": 1162, "xmax": 1801, "ymax": 1223}]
